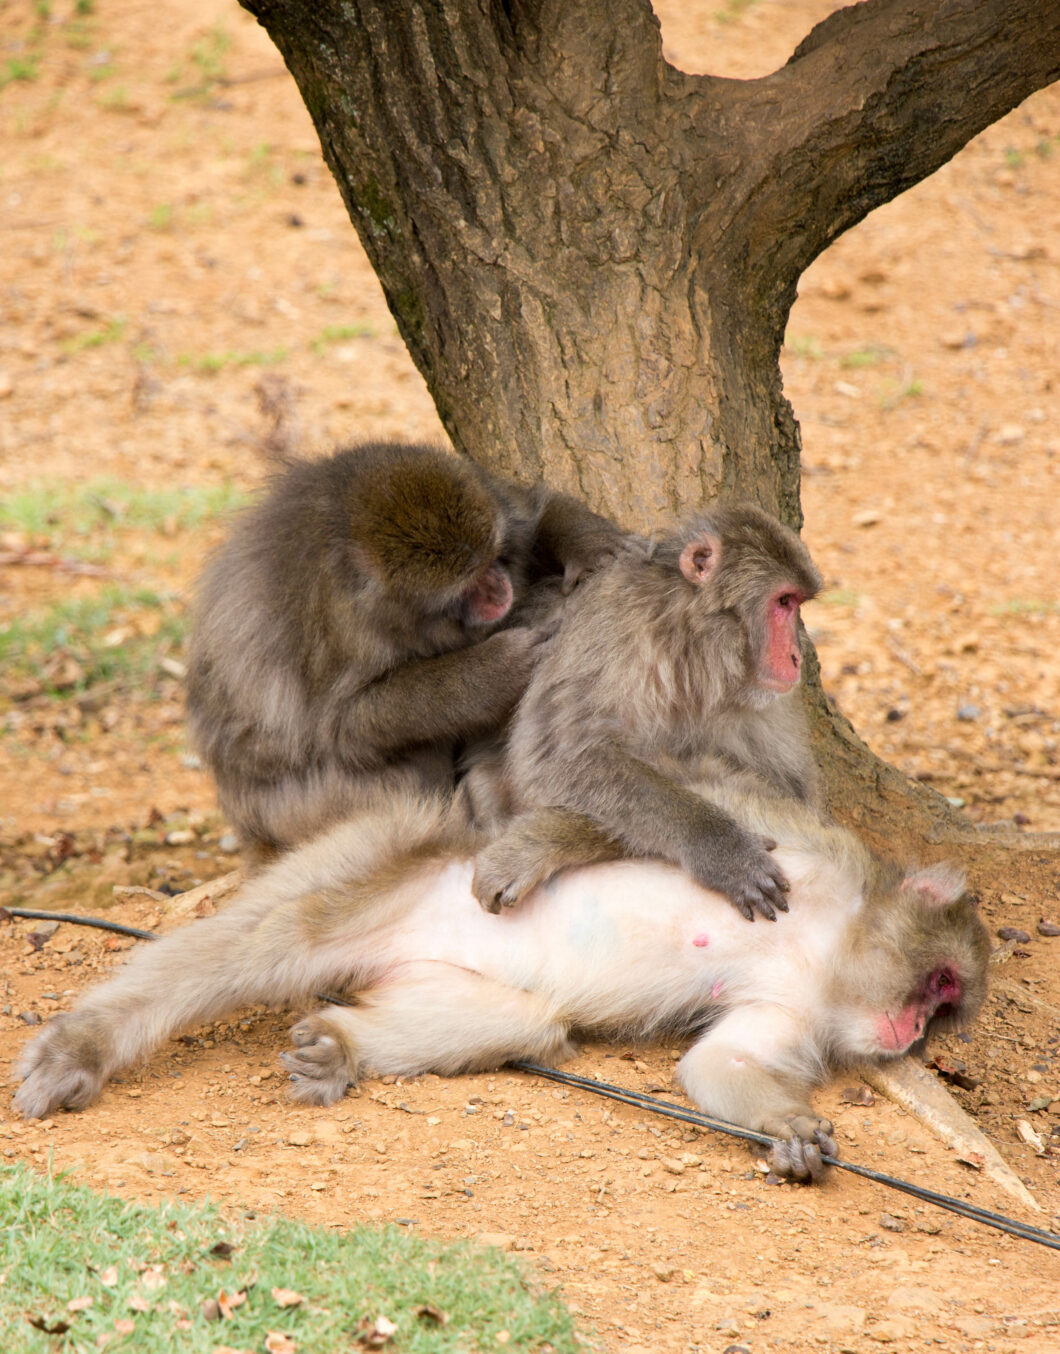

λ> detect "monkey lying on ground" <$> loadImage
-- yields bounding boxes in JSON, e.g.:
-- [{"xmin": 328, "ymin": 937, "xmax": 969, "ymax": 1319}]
[
  {"xmin": 186, "ymin": 441, "xmax": 623, "ymax": 857},
  {"xmin": 472, "ymin": 501, "xmax": 823, "ymax": 921},
  {"xmin": 14, "ymin": 786, "xmax": 988, "ymax": 1182}
]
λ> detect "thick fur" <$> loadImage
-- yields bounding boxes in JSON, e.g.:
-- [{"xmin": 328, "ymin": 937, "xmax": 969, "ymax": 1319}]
[
  {"xmin": 185, "ymin": 442, "xmax": 623, "ymax": 855},
  {"xmin": 473, "ymin": 502, "xmax": 823, "ymax": 918},
  {"xmin": 14, "ymin": 786, "xmax": 988, "ymax": 1181}
]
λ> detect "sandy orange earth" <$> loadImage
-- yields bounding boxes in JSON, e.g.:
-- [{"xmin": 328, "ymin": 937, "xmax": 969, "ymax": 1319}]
[{"xmin": 1, "ymin": 1, "xmax": 1059, "ymax": 1349}]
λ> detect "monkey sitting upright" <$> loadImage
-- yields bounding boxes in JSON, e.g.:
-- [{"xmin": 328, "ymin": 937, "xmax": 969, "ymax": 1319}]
[
  {"xmin": 472, "ymin": 501, "xmax": 823, "ymax": 921},
  {"xmin": 185, "ymin": 441, "xmax": 624, "ymax": 858},
  {"xmin": 13, "ymin": 783, "xmax": 989, "ymax": 1182}
]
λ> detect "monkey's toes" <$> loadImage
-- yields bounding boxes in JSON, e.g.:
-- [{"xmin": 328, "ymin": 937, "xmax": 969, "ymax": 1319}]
[
  {"xmin": 281, "ymin": 1017, "xmax": 354, "ymax": 1106},
  {"xmin": 14, "ymin": 1019, "xmax": 111, "ymax": 1119},
  {"xmin": 471, "ymin": 862, "xmax": 525, "ymax": 914},
  {"xmin": 762, "ymin": 1114, "xmax": 837, "ymax": 1183}
]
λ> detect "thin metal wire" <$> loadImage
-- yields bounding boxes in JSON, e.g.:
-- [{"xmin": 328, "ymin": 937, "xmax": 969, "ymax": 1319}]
[
  {"xmin": 509, "ymin": 1060, "xmax": 1060, "ymax": 1252},
  {"xmin": 8, "ymin": 911, "xmax": 1056, "ymax": 1251},
  {"xmin": 2, "ymin": 907, "xmax": 157, "ymax": 942}
]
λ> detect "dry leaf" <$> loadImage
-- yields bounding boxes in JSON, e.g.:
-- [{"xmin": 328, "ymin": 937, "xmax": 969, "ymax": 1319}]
[
  {"xmin": 265, "ymin": 1333, "xmax": 297, "ymax": 1354},
  {"xmin": 218, "ymin": 1289, "xmax": 248, "ymax": 1319},
  {"xmin": 99, "ymin": 1267, "xmax": 119, "ymax": 1287},
  {"xmin": 1016, "ymin": 1119, "xmax": 1046, "ymax": 1154},
  {"xmin": 356, "ymin": 1314, "xmax": 397, "ymax": 1348},
  {"xmin": 68, "ymin": 1297, "xmax": 94, "ymax": 1313},
  {"xmin": 128, "ymin": 1296, "xmax": 150, "ymax": 1313},
  {"xmin": 271, "ymin": 1288, "xmax": 305, "ymax": 1308},
  {"xmin": 140, "ymin": 1266, "xmax": 166, "ymax": 1291},
  {"xmin": 414, "ymin": 1303, "xmax": 449, "ymax": 1326},
  {"xmin": 114, "ymin": 1319, "xmax": 135, "ymax": 1335}
]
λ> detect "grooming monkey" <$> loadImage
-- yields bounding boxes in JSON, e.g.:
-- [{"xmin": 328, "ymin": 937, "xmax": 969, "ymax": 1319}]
[
  {"xmin": 473, "ymin": 502, "xmax": 823, "ymax": 920},
  {"xmin": 14, "ymin": 785, "xmax": 988, "ymax": 1182},
  {"xmin": 186, "ymin": 441, "xmax": 624, "ymax": 856}
]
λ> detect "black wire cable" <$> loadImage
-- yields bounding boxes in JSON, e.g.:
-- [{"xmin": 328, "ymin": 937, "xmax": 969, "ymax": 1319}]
[
  {"xmin": 509, "ymin": 1060, "xmax": 1060, "ymax": 1251},
  {"xmin": 2, "ymin": 907, "xmax": 157, "ymax": 942},
  {"xmin": 6, "ymin": 909, "xmax": 1056, "ymax": 1251}
]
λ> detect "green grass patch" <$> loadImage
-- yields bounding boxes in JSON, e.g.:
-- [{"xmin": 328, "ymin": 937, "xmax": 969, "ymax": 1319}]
[
  {"xmin": 0, "ymin": 1164, "xmax": 579, "ymax": 1353},
  {"xmin": 786, "ymin": 334, "xmax": 823, "ymax": 360},
  {"xmin": 310, "ymin": 322, "xmax": 376, "ymax": 354},
  {"xmin": 819, "ymin": 588, "xmax": 861, "ymax": 608},
  {"xmin": 839, "ymin": 345, "xmax": 892, "ymax": 369},
  {"xmin": 60, "ymin": 317, "xmax": 126, "ymax": 355},
  {"xmin": 0, "ymin": 54, "xmax": 42, "ymax": 87},
  {"xmin": 989, "ymin": 599, "xmax": 1058, "ymax": 617},
  {"xmin": 178, "ymin": 349, "xmax": 288, "ymax": 372},
  {"xmin": 0, "ymin": 586, "xmax": 185, "ymax": 696},
  {"xmin": 0, "ymin": 479, "xmax": 246, "ymax": 539}
]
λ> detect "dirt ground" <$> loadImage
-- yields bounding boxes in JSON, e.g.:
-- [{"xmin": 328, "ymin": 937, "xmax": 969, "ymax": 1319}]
[{"xmin": 2, "ymin": 1, "xmax": 1060, "ymax": 1349}]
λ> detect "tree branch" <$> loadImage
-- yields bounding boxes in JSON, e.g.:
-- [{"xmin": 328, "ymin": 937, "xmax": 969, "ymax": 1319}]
[{"xmin": 726, "ymin": 0, "xmax": 1060, "ymax": 296}]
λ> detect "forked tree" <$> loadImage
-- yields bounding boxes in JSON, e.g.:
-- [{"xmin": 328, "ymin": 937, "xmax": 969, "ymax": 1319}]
[{"xmin": 239, "ymin": 0, "xmax": 1060, "ymax": 875}]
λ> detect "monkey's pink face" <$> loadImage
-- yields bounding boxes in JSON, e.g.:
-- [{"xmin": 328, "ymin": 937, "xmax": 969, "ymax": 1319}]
[
  {"xmin": 463, "ymin": 562, "xmax": 514, "ymax": 626},
  {"xmin": 872, "ymin": 966, "xmax": 963, "ymax": 1053},
  {"xmin": 756, "ymin": 587, "xmax": 808, "ymax": 693}
]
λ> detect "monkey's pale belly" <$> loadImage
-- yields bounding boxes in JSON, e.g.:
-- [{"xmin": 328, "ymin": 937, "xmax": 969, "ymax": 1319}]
[{"xmin": 361, "ymin": 854, "xmax": 850, "ymax": 1027}]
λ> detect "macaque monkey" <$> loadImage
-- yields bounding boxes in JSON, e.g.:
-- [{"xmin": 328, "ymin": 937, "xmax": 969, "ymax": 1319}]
[
  {"xmin": 472, "ymin": 502, "xmax": 823, "ymax": 921},
  {"xmin": 14, "ymin": 785, "xmax": 988, "ymax": 1183},
  {"xmin": 186, "ymin": 441, "xmax": 623, "ymax": 856}
]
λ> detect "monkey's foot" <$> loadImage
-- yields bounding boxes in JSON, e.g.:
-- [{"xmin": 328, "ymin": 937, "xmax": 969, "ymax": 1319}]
[
  {"xmin": 281, "ymin": 1014, "xmax": 355, "ymax": 1106},
  {"xmin": 14, "ymin": 1015, "xmax": 111, "ymax": 1120},
  {"xmin": 761, "ymin": 1113, "xmax": 837, "ymax": 1183},
  {"xmin": 470, "ymin": 845, "xmax": 537, "ymax": 913}
]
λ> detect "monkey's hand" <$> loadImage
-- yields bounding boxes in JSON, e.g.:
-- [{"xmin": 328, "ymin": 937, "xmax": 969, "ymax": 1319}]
[
  {"xmin": 760, "ymin": 1113, "xmax": 837, "ymax": 1183},
  {"xmin": 683, "ymin": 822, "xmax": 790, "ymax": 922},
  {"xmin": 14, "ymin": 1013, "xmax": 112, "ymax": 1120},
  {"xmin": 480, "ymin": 624, "xmax": 554, "ymax": 703},
  {"xmin": 558, "ymin": 522, "xmax": 638, "ymax": 595},
  {"xmin": 535, "ymin": 493, "xmax": 633, "ymax": 595},
  {"xmin": 281, "ymin": 1013, "xmax": 356, "ymax": 1106}
]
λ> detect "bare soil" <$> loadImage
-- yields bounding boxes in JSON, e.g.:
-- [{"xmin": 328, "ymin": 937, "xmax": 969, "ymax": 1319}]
[{"xmin": 1, "ymin": 2, "xmax": 1059, "ymax": 1349}]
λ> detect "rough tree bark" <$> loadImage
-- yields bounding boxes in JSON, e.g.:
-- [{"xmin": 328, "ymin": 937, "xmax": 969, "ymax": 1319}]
[{"xmin": 238, "ymin": 0, "xmax": 1060, "ymax": 871}]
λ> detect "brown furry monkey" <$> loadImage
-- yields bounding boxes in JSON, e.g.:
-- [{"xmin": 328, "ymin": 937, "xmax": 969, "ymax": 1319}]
[
  {"xmin": 185, "ymin": 441, "xmax": 623, "ymax": 856},
  {"xmin": 472, "ymin": 501, "xmax": 823, "ymax": 921},
  {"xmin": 13, "ymin": 784, "xmax": 988, "ymax": 1183}
]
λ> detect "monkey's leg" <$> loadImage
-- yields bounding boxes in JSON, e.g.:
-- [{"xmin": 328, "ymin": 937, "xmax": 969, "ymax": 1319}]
[
  {"xmin": 13, "ymin": 885, "xmax": 375, "ymax": 1120},
  {"xmin": 472, "ymin": 807, "xmax": 624, "ymax": 912},
  {"xmin": 281, "ymin": 963, "xmax": 575, "ymax": 1105},
  {"xmin": 676, "ymin": 1006, "xmax": 837, "ymax": 1182}
]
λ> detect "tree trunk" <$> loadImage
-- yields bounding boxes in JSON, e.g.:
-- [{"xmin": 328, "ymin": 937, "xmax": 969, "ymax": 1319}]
[{"xmin": 238, "ymin": 0, "xmax": 1060, "ymax": 868}]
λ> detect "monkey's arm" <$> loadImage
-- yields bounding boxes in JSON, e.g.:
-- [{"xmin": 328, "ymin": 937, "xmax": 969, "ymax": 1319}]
[
  {"xmin": 534, "ymin": 493, "xmax": 631, "ymax": 592},
  {"xmin": 484, "ymin": 744, "xmax": 790, "ymax": 919},
  {"xmin": 333, "ymin": 627, "xmax": 544, "ymax": 761},
  {"xmin": 676, "ymin": 1005, "xmax": 837, "ymax": 1182}
]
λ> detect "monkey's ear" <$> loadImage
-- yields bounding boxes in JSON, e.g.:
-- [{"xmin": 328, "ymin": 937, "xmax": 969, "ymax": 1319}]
[
  {"xmin": 678, "ymin": 532, "xmax": 722, "ymax": 585},
  {"xmin": 900, "ymin": 863, "xmax": 967, "ymax": 908}
]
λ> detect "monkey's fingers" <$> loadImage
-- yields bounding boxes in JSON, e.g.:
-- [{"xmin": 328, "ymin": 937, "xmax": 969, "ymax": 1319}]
[{"xmin": 764, "ymin": 1115, "xmax": 836, "ymax": 1183}]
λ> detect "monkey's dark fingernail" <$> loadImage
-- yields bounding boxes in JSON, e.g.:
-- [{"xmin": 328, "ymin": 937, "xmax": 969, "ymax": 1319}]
[{"xmin": 774, "ymin": 896, "xmax": 789, "ymax": 912}]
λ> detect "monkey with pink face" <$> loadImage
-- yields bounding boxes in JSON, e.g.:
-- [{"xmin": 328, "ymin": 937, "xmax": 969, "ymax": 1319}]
[
  {"xmin": 13, "ymin": 781, "xmax": 988, "ymax": 1181},
  {"xmin": 473, "ymin": 501, "xmax": 825, "ymax": 922}
]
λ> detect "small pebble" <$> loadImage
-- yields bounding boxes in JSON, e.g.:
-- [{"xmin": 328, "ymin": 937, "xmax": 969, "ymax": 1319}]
[
  {"xmin": 956, "ymin": 704, "xmax": 980, "ymax": 722},
  {"xmin": 997, "ymin": 926, "xmax": 1031, "ymax": 943},
  {"xmin": 879, "ymin": 1213, "xmax": 906, "ymax": 1232},
  {"xmin": 219, "ymin": 833, "xmax": 240, "ymax": 853},
  {"xmin": 1037, "ymin": 920, "xmax": 1060, "ymax": 937}
]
